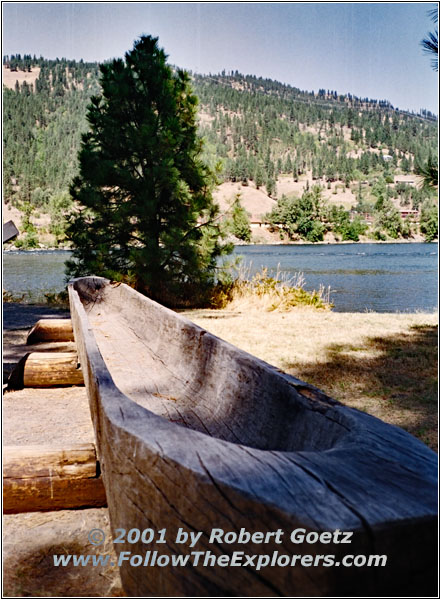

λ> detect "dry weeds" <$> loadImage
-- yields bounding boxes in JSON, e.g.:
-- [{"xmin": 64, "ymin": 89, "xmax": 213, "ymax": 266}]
[{"xmin": 211, "ymin": 267, "xmax": 332, "ymax": 311}]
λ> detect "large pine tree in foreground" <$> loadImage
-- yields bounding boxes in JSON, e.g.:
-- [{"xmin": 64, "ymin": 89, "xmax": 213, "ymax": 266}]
[{"xmin": 66, "ymin": 35, "xmax": 229, "ymax": 305}]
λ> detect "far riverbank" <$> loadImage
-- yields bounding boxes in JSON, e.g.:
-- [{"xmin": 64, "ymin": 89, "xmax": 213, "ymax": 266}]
[{"xmin": 3, "ymin": 236, "xmax": 435, "ymax": 252}]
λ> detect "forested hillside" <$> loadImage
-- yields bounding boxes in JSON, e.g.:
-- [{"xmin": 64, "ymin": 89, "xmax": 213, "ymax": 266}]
[
  {"xmin": 195, "ymin": 73, "xmax": 437, "ymax": 185},
  {"xmin": 3, "ymin": 55, "xmax": 438, "ymax": 247}
]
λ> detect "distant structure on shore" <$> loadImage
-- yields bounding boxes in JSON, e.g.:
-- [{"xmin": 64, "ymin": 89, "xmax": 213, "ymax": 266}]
[{"xmin": 3, "ymin": 220, "xmax": 19, "ymax": 243}]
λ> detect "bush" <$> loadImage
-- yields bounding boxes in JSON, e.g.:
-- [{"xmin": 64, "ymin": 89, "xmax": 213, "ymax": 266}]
[
  {"xmin": 210, "ymin": 268, "xmax": 333, "ymax": 311},
  {"xmin": 342, "ymin": 218, "xmax": 367, "ymax": 242},
  {"xmin": 420, "ymin": 202, "xmax": 438, "ymax": 242},
  {"xmin": 14, "ymin": 232, "xmax": 39, "ymax": 249},
  {"xmin": 266, "ymin": 186, "xmax": 326, "ymax": 242},
  {"xmin": 329, "ymin": 206, "xmax": 367, "ymax": 242},
  {"xmin": 303, "ymin": 220, "xmax": 325, "ymax": 242}
]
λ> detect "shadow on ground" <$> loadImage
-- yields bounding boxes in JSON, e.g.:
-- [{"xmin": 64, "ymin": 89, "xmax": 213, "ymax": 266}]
[
  {"xmin": 284, "ymin": 325, "xmax": 438, "ymax": 451},
  {"xmin": 3, "ymin": 509, "xmax": 123, "ymax": 597},
  {"xmin": 3, "ymin": 541, "xmax": 124, "ymax": 597},
  {"xmin": 3, "ymin": 303, "xmax": 70, "ymax": 330}
]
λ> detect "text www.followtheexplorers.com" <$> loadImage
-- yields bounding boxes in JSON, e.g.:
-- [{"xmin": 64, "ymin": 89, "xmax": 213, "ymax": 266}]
[{"xmin": 53, "ymin": 550, "xmax": 387, "ymax": 570}]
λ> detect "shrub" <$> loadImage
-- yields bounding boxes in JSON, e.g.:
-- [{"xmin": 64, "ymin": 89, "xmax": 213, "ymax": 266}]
[
  {"xmin": 420, "ymin": 202, "xmax": 438, "ymax": 242},
  {"xmin": 210, "ymin": 267, "xmax": 333, "ymax": 311}
]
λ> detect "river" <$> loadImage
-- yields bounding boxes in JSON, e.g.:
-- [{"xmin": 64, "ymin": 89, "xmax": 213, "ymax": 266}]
[{"xmin": 3, "ymin": 243, "xmax": 438, "ymax": 312}]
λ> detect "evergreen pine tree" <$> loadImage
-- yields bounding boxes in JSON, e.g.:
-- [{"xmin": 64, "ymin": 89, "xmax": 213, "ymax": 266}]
[
  {"xmin": 254, "ymin": 165, "xmax": 264, "ymax": 189},
  {"xmin": 229, "ymin": 194, "xmax": 251, "ymax": 242},
  {"xmin": 66, "ymin": 35, "xmax": 230, "ymax": 305}
]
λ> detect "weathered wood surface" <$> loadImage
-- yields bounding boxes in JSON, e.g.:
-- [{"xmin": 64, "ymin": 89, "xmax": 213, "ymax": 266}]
[
  {"xmin": 3, "ymin": 220, "xmax": 19, "ymax": 242},
  {"xmin": 26, "ymin": 318, "xmax": 74, "ymax": 344},
  {"xmin": 9, "ymin": 351, "xmax": 84, "ymax": 388},
  {"xmin": 3, "ymin": 444, "xmax": 107, "ymax": 513},
  {"xmin": 68, "ymin": 276, "xmax": 437, "ymax": 597}
]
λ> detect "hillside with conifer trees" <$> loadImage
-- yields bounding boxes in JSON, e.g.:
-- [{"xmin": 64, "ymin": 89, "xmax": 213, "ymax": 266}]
[{"xmin": 3, "ymin": 56, "xmax": 438, "ymax": 247}]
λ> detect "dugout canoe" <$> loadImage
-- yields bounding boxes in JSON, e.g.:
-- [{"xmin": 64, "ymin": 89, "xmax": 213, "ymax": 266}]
[{"xmin": 68, "ymin": 276, "xmax": 437, "ymax": 597}]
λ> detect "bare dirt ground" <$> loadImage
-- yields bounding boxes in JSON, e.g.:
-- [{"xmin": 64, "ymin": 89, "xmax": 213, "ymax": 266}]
[
  {"xmin": 214, "ymin": 181, "xmax": 277, "ymax": 221},
  {"xmin": 3, "ymin": 202, "xmax": 23, "ymax": 229},
  {"xmin": 3, "ymin": 386, "xmax": 95, "ymax": 446},
  {"xmin": 3, "ymin": 508, "xmax": 124, "ymax": 597},
  {"xmin": 3, "ymin": 304, "xmax": 124, "ymax": 597}
]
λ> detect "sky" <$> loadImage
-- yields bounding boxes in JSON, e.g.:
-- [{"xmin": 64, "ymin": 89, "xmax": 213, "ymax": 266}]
[{"xmin": 2, "ymin": 2, "xmax": 439, "ymax": 113}]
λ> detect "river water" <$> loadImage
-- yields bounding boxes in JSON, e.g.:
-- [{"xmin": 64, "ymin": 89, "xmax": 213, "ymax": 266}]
[{"xmin": 3, "ymin": 243, "xmax": 438, "ymax": 312}]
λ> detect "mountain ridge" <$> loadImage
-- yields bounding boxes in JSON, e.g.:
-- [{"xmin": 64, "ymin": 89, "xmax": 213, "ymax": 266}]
[{"xmin": 3, "ymin": 56, "xmax": 438, "ymax": 247}]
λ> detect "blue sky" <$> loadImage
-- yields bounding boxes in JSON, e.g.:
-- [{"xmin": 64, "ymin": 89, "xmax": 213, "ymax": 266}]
[{"xmin": 2, "ymin": 2, "xmax": 439, "ymax": 113}]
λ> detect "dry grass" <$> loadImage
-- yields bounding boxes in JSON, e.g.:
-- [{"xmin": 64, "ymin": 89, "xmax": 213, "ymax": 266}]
[
  {"xmin": 213, "ymin": 181, "xmax": 276, "ymax": 221},
  {"xmin": 182, "ymin": 308, "xmax": 438, "ymax": 451},
  {"xmin": 211, "ymin": 267, "xmax": 332, "ymax": 311},
  {"xmin": 2, "ymin": 66, "xmax": 41, "ymax": 89}
]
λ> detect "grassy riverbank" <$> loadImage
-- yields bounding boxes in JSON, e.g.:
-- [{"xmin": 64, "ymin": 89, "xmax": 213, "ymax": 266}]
[{"xmin": 182, "ymin": 308, "xmax": 438, "ymax": 451}]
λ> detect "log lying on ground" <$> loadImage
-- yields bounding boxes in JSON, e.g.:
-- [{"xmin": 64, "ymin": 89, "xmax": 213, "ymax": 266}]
[
  {"xmin": 3, "ymin": 444, "xmax": 107, "ymax": 513},
  {"xmin": 4, "ymin": 342, "xmax": 76, "ymax": 386},
  {"xmin": 26, "ymin": 319, "xmax": 74, "ymax": 345},
  {"xmin": 8, "ymin": 352, "xmax": 84, "ymax": 389},
  {"xmin": 23, "ymin": 352, "xmax": 84, "ymax": 387},
  {"xmin": 26, "ymin": 341, "xmax": 77, "ymax": 353}
]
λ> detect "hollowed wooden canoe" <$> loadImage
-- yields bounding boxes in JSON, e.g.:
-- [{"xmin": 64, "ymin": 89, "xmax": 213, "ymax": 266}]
[{"xmin": 68, "ymin": 276, "xmax": 437, "ymax": 597}]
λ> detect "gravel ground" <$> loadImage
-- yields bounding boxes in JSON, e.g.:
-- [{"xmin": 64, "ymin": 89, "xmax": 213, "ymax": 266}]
[{"xmin": 3, "ymin": 386, "xmax": 95, "ymax": 445}]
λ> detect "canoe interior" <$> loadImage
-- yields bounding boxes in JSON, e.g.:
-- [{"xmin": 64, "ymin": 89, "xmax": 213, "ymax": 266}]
[{"xmin": 71, "ymin": 278, "xmax": 351, "ymax": 453}]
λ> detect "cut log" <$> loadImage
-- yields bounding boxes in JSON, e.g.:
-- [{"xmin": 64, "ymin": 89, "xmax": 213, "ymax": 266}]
[
  {"xmin": 8, "ymin": 351, "xmax": 84, "ymax": 389},
  {"xmin": 8, "ymin": 352, "xmax": 84, "ymax": 389},
  {"xmin": 23, "ymin": 352, "xmax": 84, "ymax": 387},
  {"xmin": 3, "ymin": 444, "xmax": 107, "ymax": 513},
  {"xmin": 26, "ymin": 319, "xmax": 74, "ymax": 345},
  {"xmin": 5, "ymin": 342, "xmax": 78, "ymax": 387}
]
